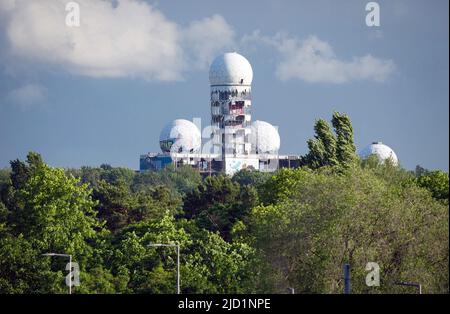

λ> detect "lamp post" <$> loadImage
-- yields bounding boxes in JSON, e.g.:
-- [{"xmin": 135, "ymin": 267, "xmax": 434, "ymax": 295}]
[
  {"xmin": 343, "ymin": 263, "xmax": 351, "ymax": 294},
  {"xmin": 148, "ymin": 243, "xmax": 180, "ymax": 294},
  {"xmin": 42, "ymin": 253, "xmax": 72, "ymax": 294}
]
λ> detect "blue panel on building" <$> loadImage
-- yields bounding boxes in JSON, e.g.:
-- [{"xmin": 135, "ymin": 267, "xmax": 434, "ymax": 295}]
[{"xmin": 140, "ymin": 155, "xmax": 172, "ymax": 171}]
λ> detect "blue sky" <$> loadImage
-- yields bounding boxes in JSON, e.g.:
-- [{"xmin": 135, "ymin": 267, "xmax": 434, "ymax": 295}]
[{"xmin": 0, "ymin": 0, "xmax": 448, "ymax": 171}]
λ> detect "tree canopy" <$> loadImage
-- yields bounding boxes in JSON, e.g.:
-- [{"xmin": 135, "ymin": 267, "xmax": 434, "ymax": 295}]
[
  {"xmin": 0, "ymin": 112, "xmax": 448, "ymax": 294},
  {"xmin": 302, "ymin": 112, "xmax": 357, "ymax": 169}
]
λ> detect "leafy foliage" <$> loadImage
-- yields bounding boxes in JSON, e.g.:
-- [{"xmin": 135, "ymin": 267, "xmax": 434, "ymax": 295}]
[
  {"xmin": 6, "ymin": 153, "xmax": 100, "ymax": 263},
  {"xmin": 302, "ymin": 112, "xmax": 357, "ymax": 169},
  {"xmin": 415, "ymin": 170, "xmax": 449, "ymax": 204},
  {"xmin": 249, "ymin": 166, "xmax": 448, "ymax": 293},
  {"xmin": 332, "ymin": 111, "xmax": 357, "ymax": 168},
  {"xmin": 183, "ymin": 175, "xmax": 258, "ymax": 241},
  {"xmin": 0, "ymin": 109, "xmax": 447, "ymax": 294}
]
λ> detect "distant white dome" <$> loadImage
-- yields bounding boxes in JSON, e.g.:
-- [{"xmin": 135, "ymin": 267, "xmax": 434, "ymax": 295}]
[
  {"xmin": 209, "ymin": 52, "xmax": 253, "ymax": 86},
  {"xmin": 359, "ymin": 142, "xmax": 398, "ymax": 165},
  {"xmin": 249, "ymin": 120, "xmax": 280, "ymax": 154},
  {"xmin": 159, "ymin": 119, "xmax": 201, "ymax": 154}
]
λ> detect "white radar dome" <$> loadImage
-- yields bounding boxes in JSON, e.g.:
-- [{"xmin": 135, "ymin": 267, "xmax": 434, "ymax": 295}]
[
  {"xmin": 249, "ymin": 120, "xmax": 281, "ymax": 154},
  {"xmin": 209, "ymin": 52, "xmax": 253, "ymax": 86},
  {"xmin": 359, "ymin": 142, "xmax": 398, "ymax": 165},
  {"xmin": 159, "ymin": 119, "xmax": 201, "ymax": 154}
]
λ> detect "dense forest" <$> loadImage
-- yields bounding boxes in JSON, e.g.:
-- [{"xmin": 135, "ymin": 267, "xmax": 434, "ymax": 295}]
[{"xmin": 0, "ymin": 112, "xmax": 448, "ymax": 293}]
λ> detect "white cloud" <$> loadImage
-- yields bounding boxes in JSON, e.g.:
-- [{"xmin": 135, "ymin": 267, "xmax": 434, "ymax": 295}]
[
  {"xmin": 0, "ymin": 0, "xmax": 15, "ymax": 12},
  {"xmin": 0, "ymin": 0, "xmax": 234, "ymax": 81},
  {"xmin": 3, "ymin": 0, "xmax": 183, "ymax": 80},
  {"xmin": 242, "ymin": 31, "xmax": 395, "ymax": 83},
  {"xmin": 0, "ymin": 1, "xmax": 394, "ymax": 84},
  {"xmin": 7, "ymin": 84, "xmax": 47, "ymax": 107},
  {"xmin": 182, "ymin": 14, "xmax": 235, "ymax": 70}
]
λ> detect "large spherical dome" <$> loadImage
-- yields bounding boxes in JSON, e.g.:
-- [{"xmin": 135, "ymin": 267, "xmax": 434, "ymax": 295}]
[
  {"xmin": 359, "ymin": 142, "xmax": 398, "ymax": 165},
  {"xmin": 209, "ymin": 52, "xmax": 253, "ymax": 86},
  {"xmin": 159, "ymin": 119, "xmax": 201, "ymax": 154},
  {"xmin": 249, "ymin": 120, "xmax": 280, "ymax": 154}
]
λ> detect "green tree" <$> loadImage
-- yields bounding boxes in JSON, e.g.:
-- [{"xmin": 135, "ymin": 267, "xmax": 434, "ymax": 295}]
[
  {"xmin": 1, "ymin": 149, "xmax": 447, "ymax": 295},
  {"xmin": 110, "ymin": 215, "xmax": 256, "ymax": 293},
  {"xmin": 110, "ymin": 214, "xmax": 191, "ymax": 293},
  {"xmin": 0, "ymin": 167, "xmax": 10, "ymax": 189},
  {"xmin": 7, "ymin": 152, "xmax": 101, "ymax": 266},
  {"xmin": 415, "ymin": 170, "xmax": 449, "ymax": 204},
  {"xmin": 304, "ymin": 137, "xmax": 326, "ymax": 169},
  {"xmin": 302, "ymin": 112, "xmax": 356, "ymax": 170},
  {"xmin": 132, "ymin": 165, "xmax": 202, "ymax": 197},
  {"xmin": 77, "ymin": 265, "xmax": 130, "ymax": 294},
  {"xmin": 331, "ymin": 111, "xmax": 357, "ymax": 168},
  {"xmin": 303, "ymin": 119, "xmax": 338, "ymax": 169},
  {"xmin": 66, "ymin": 165, "xmax": 136, "ymax": 189},
  {"xmin": 250, "ymin": 166, "xmax": 448, "ymax": 293},
  {"xmin": 93, "ymin": 179, "xmax": 181, "ymax": 232},
  {"xmin": 183, "ymin": 175, "xmax": 258, "ymax": 241},
  {"xmin": 232, "ymin": 169, "xmax": 272, "ymax": 188},
  {"xmin": 93, "ymin": 179, "xmax": 135, "ymax": 232},
  {"xmin": 0, "ymin": 235, "xmax": 64, "ymax": 293},
  {"xmin": 259, "ymin": 167, "xmax": 312, "ymax": 205},
  {"xmin": 0, "ymin": 201, "xmax": 7, "ymax": 233},
  {"xmin": 315, "ymin": 119, "xmax": 338, "ymax": 166},
  {"xmin": 182, "ymin": 224, "xmax": 256, "ymax": 293}
]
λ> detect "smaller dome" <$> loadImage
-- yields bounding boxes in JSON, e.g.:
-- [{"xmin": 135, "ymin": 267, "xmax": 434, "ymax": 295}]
[
  {"xmin": 159, "ymin": 119, "xmax": 201, "ymax": 154},
  {"xmin": 359, "ymin": 141, "xmax": 398, "ymax": 165},
  {"xmin": 209, "ymin": 52, "xmax": 253, "ymax": 86},
  {"xmin": 249, "ymin": 120, "xmax": 280, "ymax": 154}
]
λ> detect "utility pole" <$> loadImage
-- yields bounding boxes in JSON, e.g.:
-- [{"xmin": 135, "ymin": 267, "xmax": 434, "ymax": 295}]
[
  {"xmin": 343, "ymin": 264, "xmax": 351, "ymax": 294},
  {"xmin": 42, "ymin": 253, "xmax": 73, "ymax": 294},
  {"xmin": 148, "ymin": 243, "xmax": 181, "ymax": 294},
  {"xmin": 176, "ymin": 244, "xmax": 180, "ymax": 295}
]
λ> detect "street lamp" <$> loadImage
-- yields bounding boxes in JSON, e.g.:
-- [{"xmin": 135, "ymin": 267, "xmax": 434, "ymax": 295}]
[
  {"xmin": 148, "ymin": 243, "xmax": 180, "ymax": 294},
  {"xmin": 42, "ymin": 253, "xmax": 72, "ymax": 294}
]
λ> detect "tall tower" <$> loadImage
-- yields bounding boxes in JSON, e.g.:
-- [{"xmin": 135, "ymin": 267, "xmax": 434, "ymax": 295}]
[{"xmin": 209, "ymin": 52, "xmax": 253, "ymax": 160}]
